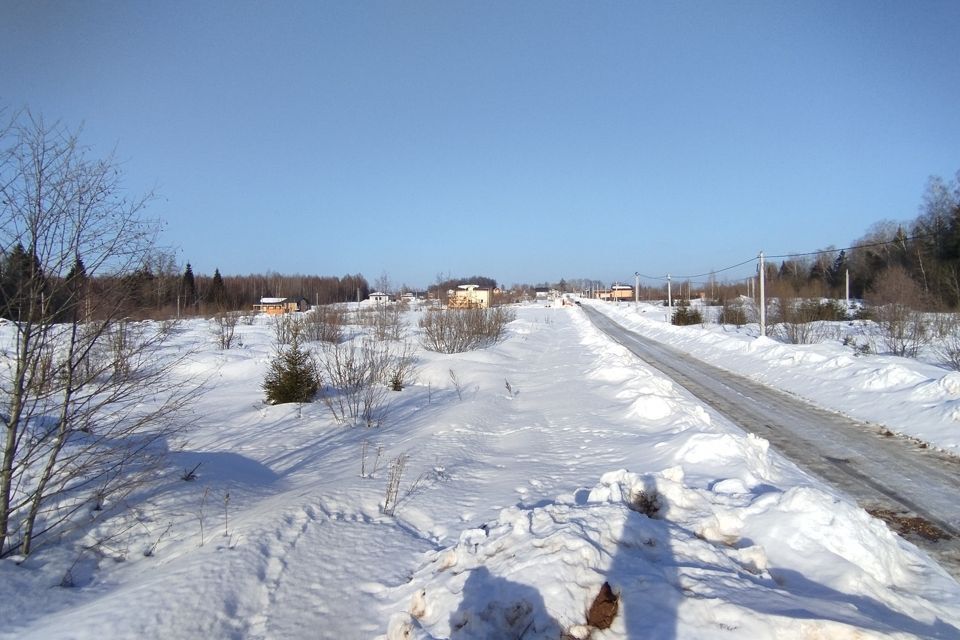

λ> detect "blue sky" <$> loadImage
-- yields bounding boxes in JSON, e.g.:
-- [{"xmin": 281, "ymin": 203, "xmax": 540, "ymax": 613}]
[{"xmin": 3, "ymin": 1, "xmax": 959, "ymax": 289}]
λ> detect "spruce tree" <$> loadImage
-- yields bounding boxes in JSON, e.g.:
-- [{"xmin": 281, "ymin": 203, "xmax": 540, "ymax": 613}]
[
  {"xmin": 1, "ymin": 243, "xmax": 46, "ymax": 321},
  {"xmin": 59, "ymin": 257, "xmax": 88, "ymax": 322},
  {"xmin": 210, "ymin": 268, "xmax": 226, "ymax": 309},
  {"xmin": 263, "ymin": 335, "xmax": 320, "ymax": 405},
  {"xmin": 181, "ymin": 262, "xmax": 196, "ymax": 307}
]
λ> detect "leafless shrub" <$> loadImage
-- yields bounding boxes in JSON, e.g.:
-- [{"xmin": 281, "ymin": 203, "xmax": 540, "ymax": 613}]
[
  {"xmin": 360, "ymin": 440, "xmax": 384, "ymax": 478},
  {"xmin": 932, "ymin": 313, "xmax": 960, "ymax": 370},
  {"xmin": 301, "ymin": 305, "xmax": 345, "ymax": 343},
  {"xmin": 211, "ymin": 311, "xmax": 243, "ymax": 349},
  {"xmin": 868, "ymin": 267, "xmax": 931, "ymax": 358},
  {"xmin": 419, "ymin": 307, "xmax": 515, "ymax": 353},
  {"xmin": 272, "ymin": 314, "xmax": 303, "ymax": 348},
  {"xmin": 449, "ymin": 369, "xmax": 463, "ymax": 401},
  {"xmin": 387, "ymin": 340, "xmax": 418, "ymax": 391},
  {"xmin": 143, "ymin": 522, "xmax": 172, "ymax": 557},
  {"xmin": 382, "ymin": 453, "xmax": 409, "ymax": 516},
  {"xmin": 718, "ymin": 298, "xmax": 748, "ymax": 326},
  {"xmin": 771, "ymin": 298, "xmax": 845, "ymax": 344},
  {"xmin": 371, "ymin": 304, "xmax": 407, "ymax": 341},
  {"xmin": 319, "ymin": 338, "xmax": 401, "ymax": 427}
]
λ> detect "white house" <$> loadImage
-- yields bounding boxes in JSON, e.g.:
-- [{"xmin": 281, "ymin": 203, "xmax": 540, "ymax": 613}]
[{"xmin": 368, "ymin": 291, "xmax": 391, "ymax": 305}]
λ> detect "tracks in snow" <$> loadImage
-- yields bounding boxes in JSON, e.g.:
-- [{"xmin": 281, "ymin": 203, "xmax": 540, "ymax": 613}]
[{"xmin": 583, "ymin": 305, "xmax": 960, "ymax": 579}]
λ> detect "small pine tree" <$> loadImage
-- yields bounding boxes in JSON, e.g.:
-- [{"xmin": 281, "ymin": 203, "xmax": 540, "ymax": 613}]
[
  {"xmin": 263, "ymin": 336, "xmax": 320, "ymax": 405},
  {"xmin": 671, "ymin": 306, "xmax": 702, "ymax": 326}
]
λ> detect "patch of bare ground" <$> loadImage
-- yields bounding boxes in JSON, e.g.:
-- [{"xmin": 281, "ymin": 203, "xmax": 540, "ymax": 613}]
[{"xmin": 866, "ymin": 507, "xmax": 952, "ymax": 542}]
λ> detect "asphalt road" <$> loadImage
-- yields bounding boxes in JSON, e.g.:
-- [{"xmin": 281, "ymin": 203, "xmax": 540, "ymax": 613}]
[{"xmin": 582, "ymin": 304, "xmax": 960, "ymax": 578}]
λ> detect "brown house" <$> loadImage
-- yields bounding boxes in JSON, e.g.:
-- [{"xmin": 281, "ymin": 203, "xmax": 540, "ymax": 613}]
[{"xmin": 253, "ymin": 297, "xmax": 310, "ymax": 315}]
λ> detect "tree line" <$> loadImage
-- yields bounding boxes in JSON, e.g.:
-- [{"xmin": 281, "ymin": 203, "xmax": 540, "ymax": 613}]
[
  {"xmin": 0, "ymin": 246, "xmax": 372, "ymax": 320},
  {"xmin": 750, "ymin": 173, "xmax": 960, "ymax": 308}
]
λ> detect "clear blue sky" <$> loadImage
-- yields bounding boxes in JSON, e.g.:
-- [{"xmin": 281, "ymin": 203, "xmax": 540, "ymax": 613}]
[{"xmin": 3, "ymin": 1, "xmax": 959, "ymax": 289}]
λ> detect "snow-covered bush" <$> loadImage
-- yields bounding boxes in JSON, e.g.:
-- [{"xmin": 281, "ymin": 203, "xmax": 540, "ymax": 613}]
[{"xmin": 419, "ymin": 307, "xmax": 514, "ymax": 353}]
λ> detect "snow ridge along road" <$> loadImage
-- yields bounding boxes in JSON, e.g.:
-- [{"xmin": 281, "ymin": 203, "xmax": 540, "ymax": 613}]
[{"xmin": 582, "ymin": 304, "xmax": 960, "ymax": 577}]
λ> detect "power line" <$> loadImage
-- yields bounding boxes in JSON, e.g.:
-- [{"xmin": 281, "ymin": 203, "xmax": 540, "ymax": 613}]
[{"xmin": 635, "ymin": 232, "xmax": 937, "ymax": 284}]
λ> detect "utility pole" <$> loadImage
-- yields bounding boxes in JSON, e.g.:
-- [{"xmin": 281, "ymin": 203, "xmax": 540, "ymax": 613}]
[
  {"xmin": 845, "ymin": 268, "xmax": 850, "ymax": 308},
  {"xmin": 758, "ymin": 251, "xmax": 766, "ymax": 337},
  {"xmin": 634, "ymin": 272, "xmax": 640, "ymax": 309},
  {"xmin": 667, "ymin": 274, "xmax": 672, "ymax": 311}
]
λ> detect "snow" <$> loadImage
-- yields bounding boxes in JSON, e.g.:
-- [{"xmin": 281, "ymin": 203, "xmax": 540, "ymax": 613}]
[
  {"xmin": 1, "ymin": 303, "xmax": 959, "ymax": 639},
  {"xmin": 598, "ymin": 300, "xmax": 960, "ymax": 454}
]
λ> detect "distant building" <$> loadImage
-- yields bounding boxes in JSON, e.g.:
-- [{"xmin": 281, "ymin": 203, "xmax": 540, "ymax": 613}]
[
  {"xmin": 448, "ymin": 284, "xmax": 491, "ymax": 309},
  {"xmin": 609, "ymin": 284, "xmax": 633, "ymax": 301},
  {"xmin": 594, "ymin": 284, "xmax": 633, "ymax": 301},
  {"xmin": 253, "ymin": 297, "xmax": 310, "ymax": 315},
  {"xmin": 368, "ymin": 292, "xmax": 391, "ymax": 305}
]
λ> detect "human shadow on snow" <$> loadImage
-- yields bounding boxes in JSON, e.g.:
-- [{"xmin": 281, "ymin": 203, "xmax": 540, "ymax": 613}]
[
  {"xmin": 448, "ymin": 566, "xmax": 562, "ymax": 639},
  {"xmin": 603, "ymin": 477, "xmax": 960, "ymax": 639}
]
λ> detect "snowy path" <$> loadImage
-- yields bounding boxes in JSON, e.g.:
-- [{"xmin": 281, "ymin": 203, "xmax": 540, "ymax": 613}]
[{"xmin": 583, "ymin": 304, "xmax": 960, "ymax": 577}]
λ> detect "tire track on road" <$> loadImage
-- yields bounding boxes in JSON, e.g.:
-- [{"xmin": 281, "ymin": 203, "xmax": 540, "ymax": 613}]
[{"xmin": 583, "ymin": 305, "xmax": 960, "ymax": 578}]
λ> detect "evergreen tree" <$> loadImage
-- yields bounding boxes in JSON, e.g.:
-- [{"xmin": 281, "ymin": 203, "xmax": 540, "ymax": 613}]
[
  {"xmin": 59, "ymin": 256, "xmax": 88, "ymax": 321},
  {"xmin": 263, "ymin": 335, "xmax": 320, "ymax": 405},
  {"xmin": 181, "ymin": 262, "xmax": 196, "ymax": 308},
  {"xmin": 827, "ymin": 250, "xmax": 847, "ymax": 291},
  {"xmin": 210, "ymin": 267, "xmax": 226, "ymax": 308},
  {"xmin": 1, "ymin": 243, "xmax": 46, "ymax": 321}
]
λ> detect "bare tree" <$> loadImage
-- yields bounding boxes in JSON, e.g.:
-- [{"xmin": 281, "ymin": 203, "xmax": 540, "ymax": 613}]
[{"xmin": 0, "ymin": 111, "xmax": 198, "ymax": 557}]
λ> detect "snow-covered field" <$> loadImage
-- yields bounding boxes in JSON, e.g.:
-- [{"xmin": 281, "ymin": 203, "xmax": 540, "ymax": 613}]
[{"xmin": 2, "ymin": 302, "xmax": 959, "ymax": 639}]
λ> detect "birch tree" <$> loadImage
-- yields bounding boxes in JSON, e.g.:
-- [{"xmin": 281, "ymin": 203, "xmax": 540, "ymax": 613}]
[{"xmin": 0, "ymin": 110, "xmax": 198, "ymax": 557}]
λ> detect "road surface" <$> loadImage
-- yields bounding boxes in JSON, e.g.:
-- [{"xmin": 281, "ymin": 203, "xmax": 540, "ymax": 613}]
[{"xmin": 582, "ymin": 304, "xmax": 960, "ymax": 578}]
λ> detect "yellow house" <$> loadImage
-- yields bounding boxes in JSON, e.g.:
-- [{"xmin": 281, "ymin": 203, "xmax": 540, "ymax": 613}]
[
  {"xmin": 253, "ymin": 297, "xmax": 310, "ymax": 315},
  {"xmin": 609, "ymin": 284, "xmax": 633, "ymax": 301},
  {"xmin": 595, "ymin": 285, "xmax": 633, "ymax": 301},
  {"xmin": 448, "ymin": 284, "xmax": 491, "ymax": 309}
]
